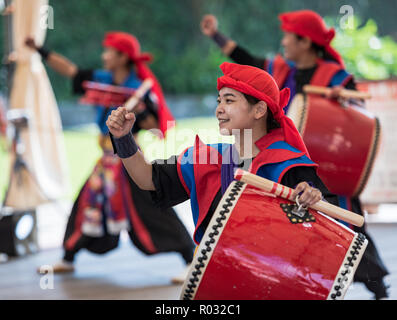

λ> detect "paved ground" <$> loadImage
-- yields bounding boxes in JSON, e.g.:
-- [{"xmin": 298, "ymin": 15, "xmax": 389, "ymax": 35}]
[{"xmin": 0, "ymin": 201, "xmax": 395, "ymax": 300}]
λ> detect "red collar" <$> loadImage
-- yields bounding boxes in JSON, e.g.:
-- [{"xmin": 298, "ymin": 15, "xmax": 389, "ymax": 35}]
[{"xmin": 251, "ymin": 128, "xmax": 306, "ymax": 173}]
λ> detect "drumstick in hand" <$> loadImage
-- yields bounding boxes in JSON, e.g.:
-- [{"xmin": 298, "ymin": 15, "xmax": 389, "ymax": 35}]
[
  {"xmin": 124, "ymin": 78, "xmax": 153, "ymax": 112},
  {"xmin": 234, "ymin": 169, "xmax": 364, "ymax": 227},
  {"xmin": 303, "ymin": 85, "xmax": 371, "ymax": 100}
]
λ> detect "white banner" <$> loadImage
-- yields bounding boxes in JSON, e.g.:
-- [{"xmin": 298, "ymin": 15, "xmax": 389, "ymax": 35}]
[{"xmin": 357, "ymin": 80, "xmax": 397, "ymax": 204}]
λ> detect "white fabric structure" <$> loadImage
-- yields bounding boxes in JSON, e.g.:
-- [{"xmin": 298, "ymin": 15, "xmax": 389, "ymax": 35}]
[{"xmin": 8, "ymin": 0, "xmax": 69, "ymax": 202}]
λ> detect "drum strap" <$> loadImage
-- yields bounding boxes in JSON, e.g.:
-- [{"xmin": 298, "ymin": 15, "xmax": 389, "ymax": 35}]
[{"xmin": 220, "ymin": 145, "xmax": 241, "ymax": 195}]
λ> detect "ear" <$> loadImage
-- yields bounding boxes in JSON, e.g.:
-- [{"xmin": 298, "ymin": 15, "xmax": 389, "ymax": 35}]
[{"xmin": 254, "ymin": 101, "xmax": 267, "ymax": 120}]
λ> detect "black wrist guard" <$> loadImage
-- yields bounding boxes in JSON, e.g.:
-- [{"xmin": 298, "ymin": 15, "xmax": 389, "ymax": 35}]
[
  {"xmin": 37, "ymin": 47, "xmax": 50, "ymax": 60},
  {"xmin": 111, "ymin": 131, "xmax": 138, "ymax": 158},
  {"xmin": 212, "ymin": 31, "xmax": 229, "ymax": 48}
]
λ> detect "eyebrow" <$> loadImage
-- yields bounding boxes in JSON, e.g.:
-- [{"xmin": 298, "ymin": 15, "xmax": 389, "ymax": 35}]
[{"xmin": 218, "ymin": 93, "xmax": 236, "ymax": 98}]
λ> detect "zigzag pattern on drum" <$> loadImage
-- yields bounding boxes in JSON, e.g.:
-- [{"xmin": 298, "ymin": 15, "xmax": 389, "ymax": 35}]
[
  {"xmin": 329, "ymin": 232, "xmax": 367, "ymax": 300},
  {"xmin": 182, "ymin": 181, "xmax": 245, "ymax": 300}
]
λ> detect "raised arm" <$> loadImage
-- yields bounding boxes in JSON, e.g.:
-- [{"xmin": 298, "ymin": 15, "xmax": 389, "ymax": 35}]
[
  {"xmin": 106, "ymin": 106, "xmax": 155, "ymax": 191},
  {"xmin": 200, "ymin": 14, "xmax": 237, "ymax": 56},
  {"xmin": 25, "ymin": 37, "xmax": 78, "ymax": 78},
  {"xmin": 200, "ymin": 14, "xmax": 266, "ymax": 68}
]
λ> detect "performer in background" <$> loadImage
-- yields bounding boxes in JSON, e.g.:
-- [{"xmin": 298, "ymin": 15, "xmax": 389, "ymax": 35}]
[
  {"xmin": 200, "ymin": 10, "xmax": 389, "ymax": 299},
  {"xmin": 107, "ymin": 62, "xmax": 337, "ymax": 248},
  {"xmin": 26, "ymin": 32, "xmax": 194, "ymax": 283}
]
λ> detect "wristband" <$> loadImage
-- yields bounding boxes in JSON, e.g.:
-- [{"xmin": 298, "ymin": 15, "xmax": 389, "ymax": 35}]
[
  {"xmin": 111, "ymin": 131, "xmax": 138, "ymax": 158},
  {"xmin": 37, "ymin": 47, "xmax": 50, "ymax": 60},
  {"xmin": 212, "ymin": 31, "xmax": 229, "ymax": 48}
]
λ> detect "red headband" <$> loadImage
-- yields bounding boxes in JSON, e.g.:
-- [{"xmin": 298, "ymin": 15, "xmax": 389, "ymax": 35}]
[
  {"xmin": 279, "ymin": 10, "xmax": 344, "ymax": 67},
  {"xmin": 103, "ymin": 31, "xmax": 152, "ymax": 63},
  {"xmin": 217, "ymin": 62, "xmax": 309, "ymax": 155}
]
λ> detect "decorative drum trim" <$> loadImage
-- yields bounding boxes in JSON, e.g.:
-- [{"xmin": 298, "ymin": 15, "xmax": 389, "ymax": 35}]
[
  {"xmin": 180, "ymin": 180, "xmax": 246, "ymax": 300},
  {"xmin": 327, "ymin": 232, "xmax": 368, "ymax": 300}
]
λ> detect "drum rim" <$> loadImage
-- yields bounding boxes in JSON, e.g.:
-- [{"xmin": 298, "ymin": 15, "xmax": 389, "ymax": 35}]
[
  {"xmin": 289, "ymin": 94, "xmax": 381, "ymax": 198},
  {"xmin": 180, "ymin": 180, "xmax": 368, "ymax": 300},
  {"xmin": 287, "ymin": 94, "xmax": 308, "ymax": 136},
  {"xmin": 180, "ymin": 180, "xmax": 246, "ymax": 300},
  {"xmin": 353, "ymin": 117, "xmax": 382, "ymax": 197},
  {"xmin": 327, "ymin": 233, "xmax": 368, "ymax": 300}
]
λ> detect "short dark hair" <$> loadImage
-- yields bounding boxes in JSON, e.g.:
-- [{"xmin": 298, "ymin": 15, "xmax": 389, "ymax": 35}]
[
  {"xmin": 116, "ymin": 50, "xmax": 135, "ymax": 69},
  {"xmin": 243, "ymin": 93, "xmax": 280, "ymax": 131},
  {"xmin": 295, "ymin": 34, "xmax": 336, "ymax": 62}
]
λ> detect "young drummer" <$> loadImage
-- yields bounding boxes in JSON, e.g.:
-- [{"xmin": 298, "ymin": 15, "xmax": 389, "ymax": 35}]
[
  {"xmin": 201, "ymin": 10, "xmax": 389, "ymax": 299},
  {"xmin": 26, "ymin": 32, "xmax": 194, "ymax": 280},
  {"xmin": 107, "ymin": 62, "xmax": 338, "ymax": 246}
]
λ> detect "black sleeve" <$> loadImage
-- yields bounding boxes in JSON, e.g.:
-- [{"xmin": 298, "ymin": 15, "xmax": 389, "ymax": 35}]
[
  {"xmin": 280, "ymin": 166, "xmax": 339, "ymax": 207},
  {"xmin": 150, "ymin": 156, "xmax": 190, "ymax": 209},
  {"xmin": 229, "ymin": 45, "xmax": 267, "ymax": 69},
  {"xmin": 72, "ymin": 69, "xmax": 94, "ymax": 94}
]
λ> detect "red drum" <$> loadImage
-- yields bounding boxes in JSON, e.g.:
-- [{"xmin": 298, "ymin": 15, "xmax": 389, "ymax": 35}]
[
  {"xmin": 287, "ymin": 94, "xmax": 381, "ymax": 197},
  {"xmin": 0, "ymin": 99, "xmax": 6, "ymax": 136},
  {"xmin": 181, "ymin": 181, "xmax": 367, "ymax": 300},
  {"xmin": 79, "ymin": 81, "xmax": 135, "ymax": 107}
]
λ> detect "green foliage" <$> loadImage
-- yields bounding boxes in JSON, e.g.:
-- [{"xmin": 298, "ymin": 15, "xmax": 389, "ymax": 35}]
[
  {"xmin": 1, "ymin": 0, "xmax": 397, "ymax": 98},
  {"xmin": 331, "ymin": 17, "xmax": 397, "ymax": 80}
]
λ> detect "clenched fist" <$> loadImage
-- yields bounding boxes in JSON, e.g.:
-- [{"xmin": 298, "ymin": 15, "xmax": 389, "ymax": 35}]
[
  {"xmin": 106, "ymin": 106, "xmax": 136, "ymax": 138},
  {"xmin": 200, "ymin": 14, "xmax": 218, "ymax": 37},
  {"xmin": 25, "ymin": 37, "xmax": 38, "ymax": 50}
]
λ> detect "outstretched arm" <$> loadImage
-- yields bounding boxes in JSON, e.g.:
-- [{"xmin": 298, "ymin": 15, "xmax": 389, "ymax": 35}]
[
  {"xmin": 200, "ymin": 14, "xmax": 237, "ymax": 56},
  {"xmin": 200, "ymin": 14, "xmax": 266, "ymax": 68},
  {"xmin": 25, "ymin": 37, "xmax": 78, "ymax": 78},
  {"xmin": 106, "ymin": 106, "xmax": 155, "ymax": 191}
]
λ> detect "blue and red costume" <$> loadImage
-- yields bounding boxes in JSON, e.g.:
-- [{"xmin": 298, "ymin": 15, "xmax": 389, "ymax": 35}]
[
  {"xmin": 62, "ymin": 32, "xmax": 194, "ymax": 266},
  {"xmin": 151, "ymin": 63, "xmax": 337, "ymax": 246},
  {"xmin": 176, "ymin": 129, "xmax": 317, "ymax": 244}
]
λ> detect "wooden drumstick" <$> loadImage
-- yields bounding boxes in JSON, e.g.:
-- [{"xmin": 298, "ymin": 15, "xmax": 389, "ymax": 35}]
[
  {"xmin": 303, "ymin": 84, "xmax": 372, "ymax": 100},
  {"xmin": 234, "ymin": 169, "xmax": 365, "ymax": 227},
  {"xmin": 124, "ymin": 78, "xmax": 153, "ymax": 112}
]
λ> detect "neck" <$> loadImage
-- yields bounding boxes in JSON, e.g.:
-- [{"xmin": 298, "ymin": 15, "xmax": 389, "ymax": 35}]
[
  {"xmin": 295, "ymin": 52, "xmax": 318, "ymax": 69},
  {"xmin": 234, "ymin": 125, "xmax": 267, "ymax": 159},
  {"xmin": 112, "ymin": 66, "xmax": 131, "ymax": 85}
]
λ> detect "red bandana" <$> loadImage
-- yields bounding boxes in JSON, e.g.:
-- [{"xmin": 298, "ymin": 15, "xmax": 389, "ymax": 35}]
[
  {"xmin": 217, "ymin": 62, "xmax": 310, "ymax": 156},
  {"xmin": 279, "ymin": 10, "xmax": 344, "ymax": 68}
]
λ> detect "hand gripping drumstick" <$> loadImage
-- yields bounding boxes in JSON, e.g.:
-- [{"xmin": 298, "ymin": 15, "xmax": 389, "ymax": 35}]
[
  {"xmin": 124, "ymin": 78, "xmax": 153, "ymax": 112},
  {"xmin": 234, "ymin": 169, "xmax": 364, "ymax": 227},
  {"xmin": 303, "ymin": 84, "xmax": 372, "ymax": 100}
]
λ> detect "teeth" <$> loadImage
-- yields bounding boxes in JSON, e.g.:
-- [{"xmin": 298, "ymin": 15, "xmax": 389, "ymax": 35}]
[{"xmin": 219, "ymin": 119, "xmax": 229, "ymax": 123}]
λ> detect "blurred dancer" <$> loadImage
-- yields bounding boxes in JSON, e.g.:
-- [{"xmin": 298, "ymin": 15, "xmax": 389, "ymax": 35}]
[{"xmin": 26, "ymin": 32, "xmax": 194, "ymax": 283}]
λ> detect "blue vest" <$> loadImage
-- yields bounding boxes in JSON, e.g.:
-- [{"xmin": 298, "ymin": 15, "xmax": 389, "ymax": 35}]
[{"xmin": 92, "ymin": 70, "xmax": 142, "ymax": 134}]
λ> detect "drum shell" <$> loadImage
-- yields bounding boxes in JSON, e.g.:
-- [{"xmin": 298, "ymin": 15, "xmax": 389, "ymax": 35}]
[
  {"xmin": 287, "ymin": 94, "xmax": 381, "ymax": 197},
  {"xmin": 181, "ymin": 182, "xmax": 367, "ymax": 300}
]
